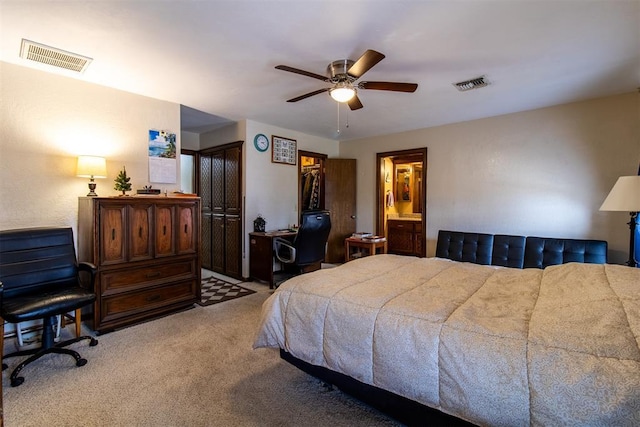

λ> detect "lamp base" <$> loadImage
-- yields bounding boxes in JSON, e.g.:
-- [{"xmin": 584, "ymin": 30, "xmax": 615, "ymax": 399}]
[
  {"xmin": 87, "ymin": 181, "xmax": 98, "ymax": 197},
  {"xmin": 626, "ymin": 212, "xmax": 638, "ymax": 268}
]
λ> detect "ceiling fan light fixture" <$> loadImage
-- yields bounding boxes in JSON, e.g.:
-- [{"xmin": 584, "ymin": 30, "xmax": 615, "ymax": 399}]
[{"xmin": 330, "ymin": 85, "xmax": 356, "ymax": 103}]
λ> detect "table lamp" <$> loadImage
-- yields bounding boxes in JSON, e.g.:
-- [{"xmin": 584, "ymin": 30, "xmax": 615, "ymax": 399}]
[
  {"xmin": 600, "ymin": 175, "xmax": 640, "ymax": 267},
  {"xmin": 77, "ymin": 156, "xmax": 107, "ymax": 196}
]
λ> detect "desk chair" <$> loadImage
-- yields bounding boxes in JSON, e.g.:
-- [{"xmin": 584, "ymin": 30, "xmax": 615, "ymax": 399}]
[
  {"xmin": 0, "ymin": 227, "xmax": 98, "ymax": 387},
  {"xmin": 274, "ymin": 210, "xmax": 331, "ymax": 280}
]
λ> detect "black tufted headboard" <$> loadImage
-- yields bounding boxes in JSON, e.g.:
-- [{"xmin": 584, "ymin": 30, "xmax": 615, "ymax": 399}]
[
  {"xmin": 435, "ymin": 231, "xmax": 494, "ymax": 265},
  {"xmin": 436, "ymin": 230, "xmax": 607, "ymax": 269},
  {"xmin": 523, "ymin": 237, "xmax": 608, "ymax": 268}
]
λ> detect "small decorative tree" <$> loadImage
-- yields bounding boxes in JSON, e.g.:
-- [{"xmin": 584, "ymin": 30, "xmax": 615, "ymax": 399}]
[{"xmin": 114, "ymin": 166, "xmax": 132, "ymax": 196}]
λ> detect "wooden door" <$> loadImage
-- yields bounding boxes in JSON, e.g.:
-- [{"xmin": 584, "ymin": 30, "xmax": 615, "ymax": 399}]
[
  {"xmin": 224, "ymin": 215, "xmax": 242, "ymax": 277},
  {"xmin": 196, "ymin": 142, "xmax": 243, "ymax": 279},
  {"xmin": 176, "ymin": 202, "xmax": 197, "ymax": 255},
  {"xmin": 325, "ymin": 159, "xmax": 357, "ymax": 263},
  {"xmin": 200, "ymin": 155, "xmax": 213, "ymax": 211},
  {"xmin": 99, "ymin": 202, "xmax": 127, "ymax": 265},
  {"xmin": 225, "ymin": 147, "xmax": 241, "ymax": 215},
  {"xmin": 211, "ymin": 213, "xmax": 225, "ymax": 273},
  {"xmin": 387, "ymin": 221, "xmax": 415, "ymax": 255},
  {"xmin": 128, "ymin": 203, "xmax": 153, "ymax": 262},
  {"xmin": 211, "ymin": 151, "xmax": 225, "ymax": 214},
  {"xmin": 201, "ymin": 213, "xmax": 212, "ymax": 270},
  {"xmin": 155, "ymin": 204, "xmax": 176, "ymax": 257}
]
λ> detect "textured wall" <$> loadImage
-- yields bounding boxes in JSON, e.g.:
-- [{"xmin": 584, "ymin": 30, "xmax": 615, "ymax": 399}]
[
  {"xmin": 340, "ymin": 93, "xmax": 640, "ymax": 264},
  {"xmin": 1, "ymin": 61, "xmax": 181, "ymax": 235}
]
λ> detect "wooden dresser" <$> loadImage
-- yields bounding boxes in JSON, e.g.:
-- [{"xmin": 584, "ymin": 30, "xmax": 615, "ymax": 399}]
[{"xmin": 77, "ymin": 196, "xmax": 201, "ymax": 333}]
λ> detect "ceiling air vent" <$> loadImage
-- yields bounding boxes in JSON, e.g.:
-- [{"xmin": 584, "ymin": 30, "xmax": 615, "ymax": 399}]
[
  {"xmin": 453, "ymin": 76, "xmax": 488, "ymax": 92},
  {"xmin": 20, "ymin": 39, "xmax": 92, "ymax": 73}
]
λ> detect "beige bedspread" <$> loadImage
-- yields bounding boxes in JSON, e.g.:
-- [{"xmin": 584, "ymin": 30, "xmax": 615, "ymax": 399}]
[{"xmin": 254, "ymin": 255, "xmax": 640, "ymax": 426}]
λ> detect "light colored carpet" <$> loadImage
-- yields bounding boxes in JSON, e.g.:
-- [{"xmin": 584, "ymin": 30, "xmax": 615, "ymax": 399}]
[{"xmin": 2, "ymin": 281, "xmax": 400, "ymax": 427}]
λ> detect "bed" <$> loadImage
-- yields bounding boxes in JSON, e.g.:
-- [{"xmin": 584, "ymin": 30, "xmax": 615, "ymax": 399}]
[{"xmin": 254, "ymin": 253, "xmax": 640, "ymax": 426}]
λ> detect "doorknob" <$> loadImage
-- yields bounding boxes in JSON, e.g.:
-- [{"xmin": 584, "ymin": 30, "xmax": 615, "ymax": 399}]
[{"xmin": 350, "ymin": 215, "xmax": 356, "ymax": 219}]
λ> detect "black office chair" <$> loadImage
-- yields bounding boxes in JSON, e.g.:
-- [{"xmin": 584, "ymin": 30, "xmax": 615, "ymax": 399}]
[
  {"xmin": 274, "ymin": 210, "xmax": 331, "ymax": 279},
  {"xmin": 0, "ymin": 227, "xmax": 98, "ymax": 387}
]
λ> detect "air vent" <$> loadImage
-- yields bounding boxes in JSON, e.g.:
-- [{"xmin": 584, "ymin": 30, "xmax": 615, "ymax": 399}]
[
  {"xmin": 20, "ymin": 39, "xmax": 92, "ymax": 73},
  {"xmin": 453, "ymin": 76, "xmax": 488, "ymax": 92}
]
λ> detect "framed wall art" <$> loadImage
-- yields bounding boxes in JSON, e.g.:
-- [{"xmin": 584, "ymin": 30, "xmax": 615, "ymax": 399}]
[{"xmin": 271, "ymin": 135, "xmax": 297, "ymax": 165}]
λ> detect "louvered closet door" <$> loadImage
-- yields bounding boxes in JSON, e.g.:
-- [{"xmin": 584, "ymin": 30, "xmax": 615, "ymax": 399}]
[
  {"xmin": 225, "ymin": 147, "xmax": 241, "ymax": 215},
  {"xmin": 200, "ymin": 155, "xmax": 213, "ymax": 269},
  {"xmin": 211, "ymin": 151, "xmax": 225, "ymax": 214},
  {"xmin": 211, "ymin": 214, "xmax": 225, "ymax": 273},
  {"xmin": 197, "ymin": 142, "xmax": 243, "ymax": 279},
  {"xmin": 201, "ymin": 213, "xmax": 212, "ymax": 270},
  {"xmin": 224, "ymin": 215, "xmax": 241, "ymax": 277}
]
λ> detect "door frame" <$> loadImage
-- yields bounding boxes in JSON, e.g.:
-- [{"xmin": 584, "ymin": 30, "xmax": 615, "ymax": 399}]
[
  {"xmin": 298, "ymin": 150, "xmax": 327, "ymax": 220},
  {"xmin": 376, "ymin": 147, "xmax": 428, "ymax": 257}
]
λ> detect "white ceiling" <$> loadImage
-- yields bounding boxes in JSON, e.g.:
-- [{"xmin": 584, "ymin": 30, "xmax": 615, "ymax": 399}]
[{"xmin": 1, "ymin": 1, "xmax": 638, "ymax": 141}]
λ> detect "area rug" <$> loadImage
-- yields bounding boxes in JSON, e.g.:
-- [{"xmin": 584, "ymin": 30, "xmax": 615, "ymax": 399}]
[{"xmin": 198, "ymin": 276, "xmax": 256, "ymax": 306}]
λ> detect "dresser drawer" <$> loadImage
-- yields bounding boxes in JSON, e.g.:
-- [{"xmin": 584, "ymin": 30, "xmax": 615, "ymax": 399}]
[
  {"xmin": 101, "ymin": 259, "xmax": 196, "ymax": 294},
  {"xmin": 100, "ymin": 279, "xmax": 198, "ymax": 325}
]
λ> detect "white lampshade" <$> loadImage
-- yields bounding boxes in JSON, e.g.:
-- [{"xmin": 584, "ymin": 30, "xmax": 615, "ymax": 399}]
[
  {"xmin": 330, "ymin": 86, "xmax": 356, "ymax": 103},
  {"xmin": 76, "ymin": 156, "xmax": 107, "ymax": 178},
  {"xmin": 600, "ymin": 176, "xmax": 640, "ymax": 212}
]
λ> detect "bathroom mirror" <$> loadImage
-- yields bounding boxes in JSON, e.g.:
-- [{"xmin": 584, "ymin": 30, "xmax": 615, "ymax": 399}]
[
  {"xmin": 396, "ymin": 166, "xmax": 412, "ymax": 202},
  {"xmin": 394, "ymin": 161, "xmax": 423, "ymax": 213}
]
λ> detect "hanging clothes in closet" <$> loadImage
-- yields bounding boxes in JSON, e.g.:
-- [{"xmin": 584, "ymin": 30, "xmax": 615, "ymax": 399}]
[{"xmin": 301, "ymin": 167, "xmax": 321, "ymax": 210}]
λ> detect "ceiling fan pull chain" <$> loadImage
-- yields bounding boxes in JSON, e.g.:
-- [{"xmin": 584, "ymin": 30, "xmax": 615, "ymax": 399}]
[{"xmin": 336, "ymin": 101, "xmax": 341, "ymax": 135}]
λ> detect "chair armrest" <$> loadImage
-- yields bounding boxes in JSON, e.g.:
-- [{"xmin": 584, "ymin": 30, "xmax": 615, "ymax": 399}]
[
  {"xmin": 78, "ymin": 262, "xmax": 97, "ymax": 291},
  {"xmin": 274, "ymin": 237, "xmax": 296, "ymax": 264}
]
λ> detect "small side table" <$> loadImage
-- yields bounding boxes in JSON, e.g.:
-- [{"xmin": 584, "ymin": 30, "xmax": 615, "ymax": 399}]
[{"xmin": 344, "ymin": 237, "xmax": 387, "ymax": 262}]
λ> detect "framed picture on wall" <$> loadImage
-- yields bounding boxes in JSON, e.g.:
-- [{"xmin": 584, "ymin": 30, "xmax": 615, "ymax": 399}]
[{"xmin": 271, "ymin": 135, "xmax": 297, "ymax": 165}]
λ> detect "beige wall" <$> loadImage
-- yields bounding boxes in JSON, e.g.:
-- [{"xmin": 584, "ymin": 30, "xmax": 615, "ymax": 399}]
[
  {"xmin": 340, "ymin": 93, "xmax": 640, "ymax": 264},
  {"xmin": 0, "ymin": 61, "xmax": 181, "ymax": 234},
  {"xmin": 2, "ymin": 59, "xmax": 638, "ymax": 269},
  {"xmin": 185, "ymin": 119, "xmax": 338, "ymax": 277},
  {"xmin": 242, "ymin": 120, "xmax": 338, "ymax": 277}
]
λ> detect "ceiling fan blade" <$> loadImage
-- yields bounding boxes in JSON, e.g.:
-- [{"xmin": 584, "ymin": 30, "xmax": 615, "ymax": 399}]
[
  {"xmin": 347, "ymin": 50, "xmax": 385, "ymax": 79},
  {"xmin": 359, "ymin": 81, "xmax": 418, "ymax": 93},
  {"xmin": 348, "ymin": 94, "xmax": 363, "ymax": 111},
  {"xmin": 286, "ymin": 88, "xmax": 330, "ymax": 103},
  {"xmin": 275, "ymin": 65, "xmax": 328, "ymax": 82}
]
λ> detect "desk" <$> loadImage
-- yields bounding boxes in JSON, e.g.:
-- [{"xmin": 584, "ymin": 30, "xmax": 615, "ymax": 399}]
[
  {"xmin": 249, "ymin": 231, "xmax": 296, "ymax": 288},
  {"xmin": 344, "ymin": 237, "xmax": 387, "ymax": 262}
]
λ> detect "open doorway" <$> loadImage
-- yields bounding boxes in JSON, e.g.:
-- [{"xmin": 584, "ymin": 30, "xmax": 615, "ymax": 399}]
[{"xmin": 376, "ymin": 148, "xmax": 427, "ymax": 257}]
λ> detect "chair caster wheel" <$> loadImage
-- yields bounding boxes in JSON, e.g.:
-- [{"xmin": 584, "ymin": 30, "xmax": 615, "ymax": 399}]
[
  {"xmin": 77, "ymin": 358, "xmax": 87, "ymax": 367},
  {"xmin": 90, "ymin": 338, "xmax": 98, "ymax": 346},
  {"xmin": 11, "ymin": 377, "xmax": 24, "ymax": 387},
  {"xmin": 2, "ymin": 363, "xmax": 7, "ymax": 371}
]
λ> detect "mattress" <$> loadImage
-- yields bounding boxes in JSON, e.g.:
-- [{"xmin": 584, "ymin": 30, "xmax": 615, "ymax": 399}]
[{"xmin": 254, "ymin": 254, "xmax": 640, "ymax": 426}]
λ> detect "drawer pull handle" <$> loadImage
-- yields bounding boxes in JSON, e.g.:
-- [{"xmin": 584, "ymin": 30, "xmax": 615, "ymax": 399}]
[
  {"xmin": 146, "ymin": 272, "xmax": 161, "ymax": 278},
  {"xmin": 163, "ymin": 225, "xmax": 166, "ymax": 235},
  {"xmin": 184, "ymin": 224, "xmax": 188, "ymax": 234},
  {"xmin": 139, "ymin": 227, "xmax": 142, "ymax": 238},
  {"xmin": 146, "ymin": 294, "xmax": 162, "ymax": 302},
  {"xmin": 111, "ymin": 229, "xmax": 116, "ymax": 240}
]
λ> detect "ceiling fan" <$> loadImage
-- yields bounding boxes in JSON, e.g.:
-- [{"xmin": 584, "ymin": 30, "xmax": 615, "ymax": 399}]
[{"xmin": 275, "ymin": 49, "xmax": 418, "ymax": 111}]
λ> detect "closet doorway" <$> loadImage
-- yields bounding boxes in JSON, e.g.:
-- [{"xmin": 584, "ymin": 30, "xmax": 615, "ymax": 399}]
[
  {"xmin": 299, "ymin": 151, "xmax": 356, "ymax": 264},
  {"xmin": 376, "ymin": 148, "xmax": 427, "ymax": 257},
  {"xmin": 198, "ymin": 141, "xmax": 243, "ymax": 279}
]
